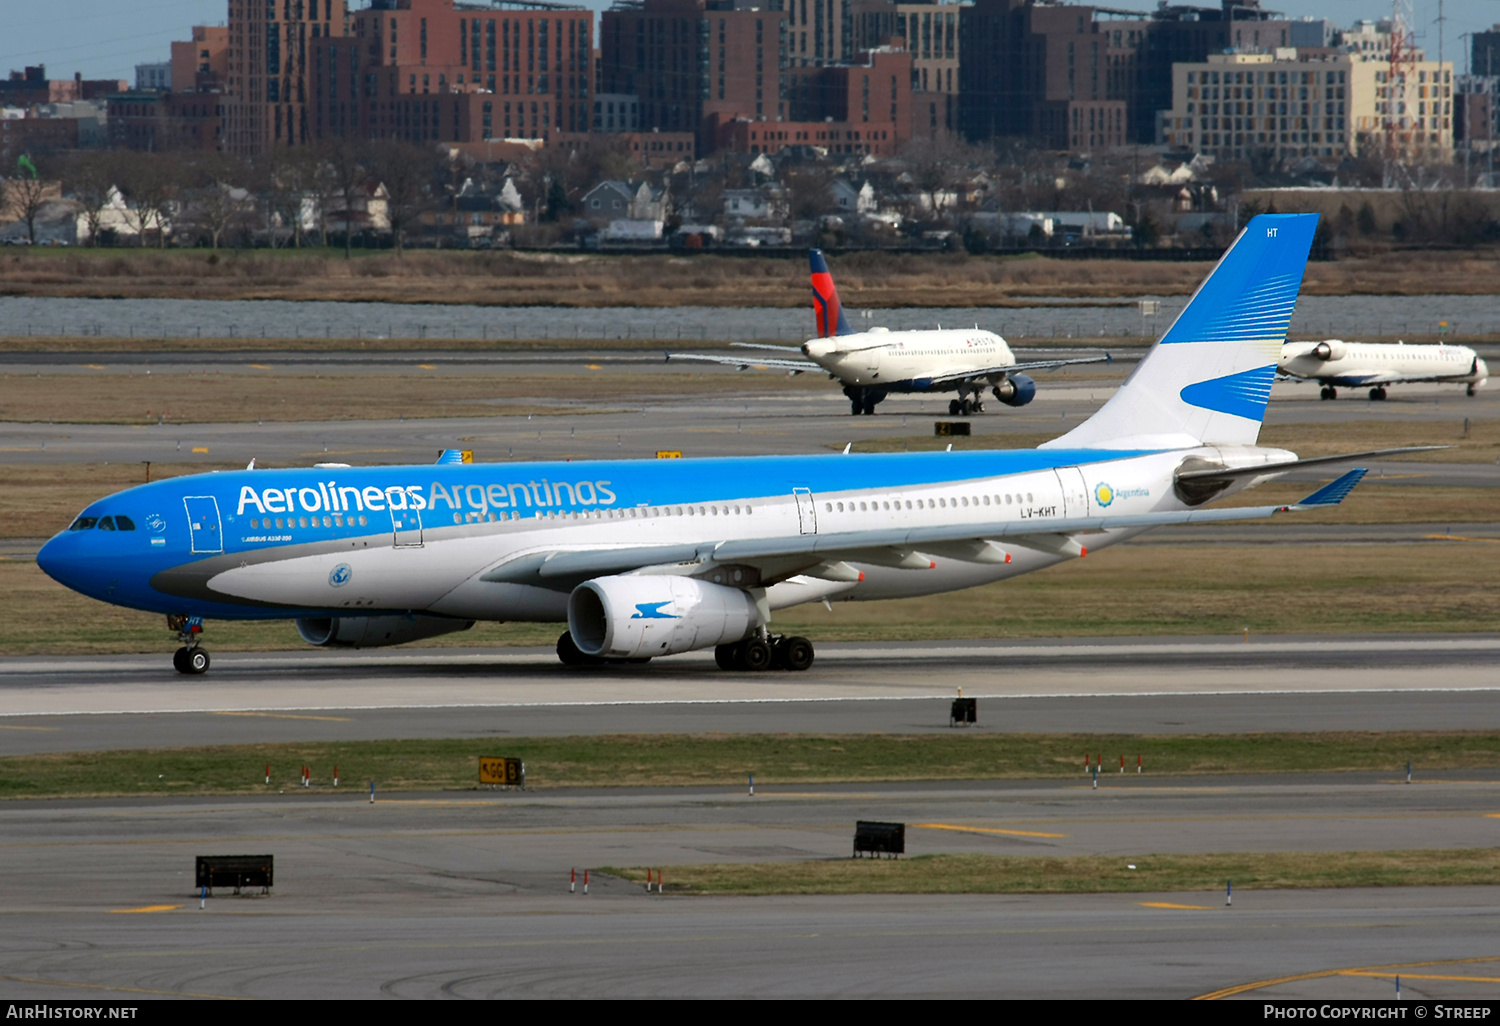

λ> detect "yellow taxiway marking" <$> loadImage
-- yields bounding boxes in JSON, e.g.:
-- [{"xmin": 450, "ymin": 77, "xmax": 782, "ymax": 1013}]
[
  {"xmin": 914, "ymin": 822, "xmax": 1068, "ymax": 840},
  {"xmin": 110, "ymin": 904, "xmax": 181, "ymax": 914},
  {"xmin": 210, "ymin": 711, "xmax": 351, "ymax": 722},
  {"xmin": 585, "ymin": 363, "xmax": 603, "ymax": 370},
  {"xmin": 0, "ymin": 973, "xmax": 239, "ymax": 1000},
  {"xmin": 417, "ymin": 364, "xmax": 436, "ymax": 369},
  {"xmin": 1340, "ymin": 970, "xmax": 1500, "ymax": 983},
  {"xmin": 1427, "ymin": 534, "xmax": 1500, "ymax": 544},
  {"xmin": 82, "ymin": 364, "xmax": 106, "ymax": 370},
  {"xmin": 1196, "ymin": 956, "xmax": 1500, "ymax": 1000},
  {"xmin": 247, "ymin": 363, "xmax": 272, "ymax": 369},
  {"xmin": 0, "ymin": 724, "xmax": 58, "ymax": 731},
  {"xmin": 191, "ymin": 447, "xmax": 209, "ymax": 453},
  {"xmin": 1138, "ymin": 902, "xmax": 1214, "ymax": 911}
]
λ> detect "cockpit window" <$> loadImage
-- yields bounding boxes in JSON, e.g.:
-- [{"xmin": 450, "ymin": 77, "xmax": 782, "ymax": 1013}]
[
  {"xmin": 68, "ymin": 517, "xmax": 98, "ymax": 531},
  {"xmin": 114, "ymin": 515, "xmax": 136, "ymax": 531},
  {"xmin": 97, "ymin": 517, "xmax": 116, "ymax": 531}
]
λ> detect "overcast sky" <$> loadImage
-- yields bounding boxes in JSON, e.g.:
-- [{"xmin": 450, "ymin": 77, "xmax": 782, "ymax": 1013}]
[{"xmin": 3, "ymin": 0, "xmax": 1496, "ymax": 83}]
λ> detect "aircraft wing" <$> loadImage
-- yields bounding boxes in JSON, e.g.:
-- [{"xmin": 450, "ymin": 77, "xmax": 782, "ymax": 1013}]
[
  {"xmin": 924, "ymin": 353, "xmax": 1111, "ymax": 387},
  {"xmin": 482, "ymin": 470, "xmax": 1368, "ymax": 590},
  {"xmin": 665, "ymin": 352, "xmax": 821, "ymax": 374},
  {"xmin": 1176, "ymin": 447, "xmax": 1446, "ymax": 485},
  {"xmin": 729, "ymin": 342, "xmax": 806, "ymax": 354}
]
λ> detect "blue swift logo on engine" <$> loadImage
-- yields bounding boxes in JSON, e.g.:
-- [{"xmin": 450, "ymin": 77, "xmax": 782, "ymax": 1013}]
[{"xmin": 630, "ymin": 602, "xmax": 678, "ymax": 620}]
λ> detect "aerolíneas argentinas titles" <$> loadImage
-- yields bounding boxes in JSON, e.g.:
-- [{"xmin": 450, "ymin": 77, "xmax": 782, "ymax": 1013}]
[{"xmin": 40, "ymin": 213, "xmax": 1389, "ymax": 675}]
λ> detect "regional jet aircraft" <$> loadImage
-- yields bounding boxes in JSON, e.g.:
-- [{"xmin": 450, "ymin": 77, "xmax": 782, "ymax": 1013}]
[
  {"xmin": 1279, "ymin": 340, "xmax": 1489, "ymax": 400},
  {"xmin": 669, "ymin": 250, "xmax": 1109, "ymax": 416},
  {"xmin": 39, "ymin": 214, "xmax": 1424, "ymax": 676}
]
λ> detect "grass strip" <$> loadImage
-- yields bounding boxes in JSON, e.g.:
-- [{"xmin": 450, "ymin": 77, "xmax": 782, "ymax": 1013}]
[
  {"xmin": 5, "ymin": 536, "xmax": 1499, "ymax": 653},
  {"xmin": 602, "ymin": 850, "xmax": 1500, "ymax": 895},
  {"xmin": 4, "ymin": 731, "xmax": 1500, "ymax": 800}
]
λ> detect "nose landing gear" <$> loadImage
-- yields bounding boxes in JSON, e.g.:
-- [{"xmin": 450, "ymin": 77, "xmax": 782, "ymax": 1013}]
[{"xmin": 167, "ymin": 614, "xmax": 210, "ymax": 675}]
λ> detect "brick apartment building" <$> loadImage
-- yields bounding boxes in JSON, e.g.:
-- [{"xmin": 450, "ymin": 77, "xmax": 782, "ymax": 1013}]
[
  {"xmin": 0, "ymin": 66, "xmax": 125, "ymax": 107},
  {"xmin": 959, "ymin": 0, "xmax": 1331, "ymax": 148},
  {"xmin": 173, "ymin": 26, "xmax": 230, "ymax": 95},
  {"xmin": 312, "ymin": 0, "xmax": 592, "ymax": 146},
  {"xmin": 852, "ymin": 0, "xmax": 960, "ymax": 136},
  {"xmin": 224, "ymin": 0, "xmax": 349, "ymax": 157}
]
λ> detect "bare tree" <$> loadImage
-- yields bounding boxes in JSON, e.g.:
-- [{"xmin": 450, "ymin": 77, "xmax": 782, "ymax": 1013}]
[
  {"xmin": 183, "ymin": 153, "xmax": 252, "ymax": 250},
  {"xmin": 114, "ymin": 151, "xmax": 181, "ymax": 248},
  {"xmin": 6, "ymin": 154, "xmax": 53, "ymax": 245},
  {"xmin": 63, "ymin": 150, "xmax": 118, "ymax": 247},
  {"xmin": 367, "ymin": 139, "xmax": 436, "ymax": 256},
  {"xmin": 316, "ymin": 138, "xmax": 371, "ymax": 258},
  {"xmin": 256, "ymin": 147, "xmax": 321, "ymax": 248}
]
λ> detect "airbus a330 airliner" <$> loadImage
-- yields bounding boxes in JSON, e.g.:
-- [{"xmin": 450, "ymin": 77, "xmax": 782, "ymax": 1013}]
[{"xmin": 39, "ymin": 213, "xmax": 1410, "ymax": 675}]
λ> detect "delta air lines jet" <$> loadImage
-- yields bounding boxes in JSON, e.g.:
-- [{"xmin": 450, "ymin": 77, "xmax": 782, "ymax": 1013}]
[
  {"xmin": 670, "ymin": 250, "xmax": 1109, "ymax": 416},
  {"xmin": 40, "ymin": 214, "xmax": 1413, "ymax": 676}
]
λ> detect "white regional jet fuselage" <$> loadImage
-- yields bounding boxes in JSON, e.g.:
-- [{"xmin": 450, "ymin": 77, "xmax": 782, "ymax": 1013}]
[{"xmin": 1279, "ymin": 340, "xmax": 1489, "ymax": 400}]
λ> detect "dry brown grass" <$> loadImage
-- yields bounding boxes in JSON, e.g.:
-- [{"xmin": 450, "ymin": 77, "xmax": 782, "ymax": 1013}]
[
  {"xmin": 6, "ymin": 536, "xmax": 1497, "ymax": 654},
  {"xmin": 0, "ymin": 368, "xmax": 826, "ymax": 424},
  {"xmin": 2, "ymin": 247, "xmax": 1496, "ymax": 307}
]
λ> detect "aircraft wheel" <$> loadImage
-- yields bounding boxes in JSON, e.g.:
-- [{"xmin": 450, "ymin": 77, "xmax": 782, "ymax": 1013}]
[
  {"xmin": 974, "ymin": 402, "xmax": 985, "ymax": 413},
  {"xmin": 948, "ymin": 399, "xmax": 961, "ymax": 415},
  {"xmin": 740, "ymin": 637, "xmax": 772, "ymax": 672},
  {"xmin": 1319, "ymin": 386, "xmax": 1332, "ymax": 400},
  {"xmin": 1369, "ymin": 387, "xmax": 1386, "ymax": 401},
  {"xmin": 1328, "ymin": 387, "xmax": 1337, "ymax": 399},
  {"xmin": 850, "ymin": 399, "xmax": 863, "ymax": 415},
  {"xmin": 715, "ymin": 642, "xmax": 740, "ymax": 670},
  {"xmin": 556, "ymin": 631, "xmax": 598, "ymax": 667},
  {"xmin": 781, "ymin": 636, "xmax": 815, "ymax": 672},
  {"xmin": 172, "ymin": 647, "xmax": 190, "ymax": 674},
  {"xmin": 959, "ymin": 399, "xmax": 973, "ymax": 416},
  {"xmin": 185, "ymin": 649, "xmax": 210, "ymax": 675},
  {"xmin": 1468, "ymin": 384, "xmax": 1477, "ymax": 397},
  {"xmin": 862, "ymin": 400, "xmax": 877, "ymax": 415}
]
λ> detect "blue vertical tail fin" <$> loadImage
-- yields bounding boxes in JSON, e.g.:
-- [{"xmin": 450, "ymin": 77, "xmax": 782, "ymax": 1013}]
[{"xmin": 1042, "ymin": 213, "xmax": 1319, "ymax": 451}]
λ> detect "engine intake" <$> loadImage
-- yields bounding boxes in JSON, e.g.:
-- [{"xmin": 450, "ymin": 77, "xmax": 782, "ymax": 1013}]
[
  {"xmin": 992, "ymin": 374, "xmax": 1036, "ymax": 407},
  {"xmin": 1310, "ymin": 341, "xmax": 1347, "ymax": 362},
  {"xmin": 568, "ymin": 575, "xmax": 761, "ymax": 659},
  {"xmin": 295, "ymin": 614, "xmax": 474, "ymax": 648}
]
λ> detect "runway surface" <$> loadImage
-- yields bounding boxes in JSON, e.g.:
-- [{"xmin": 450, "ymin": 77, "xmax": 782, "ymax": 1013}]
[
  {"xmin": 3, "ymin": 777, "xmax": 1500, "ymax": 998},
  {"xmin": 3, "ymin": 635, "xmax": 1499, "ymax": 753}
]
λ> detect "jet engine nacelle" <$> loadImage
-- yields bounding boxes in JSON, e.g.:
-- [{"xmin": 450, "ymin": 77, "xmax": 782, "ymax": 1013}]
[
  {"xmin": 568, "ymin": 575, "xmax": 761, "ymax": 659},
  {"xmin": 1311, "ymin": 341, "xmax": 1347, "ymax": 362},
  {"xmin": 993, "ymin": 374, "xmax": 1036, "ymax": 407},
  {"xmin": 295, "ymin": 614, "xmax": 475, "ymax": 648}
]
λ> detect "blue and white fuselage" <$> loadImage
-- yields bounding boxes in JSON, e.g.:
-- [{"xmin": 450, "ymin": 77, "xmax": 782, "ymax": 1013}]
[{"xmin": 40, "ymin": 214, "xmax": 1372, "ymax": 672}]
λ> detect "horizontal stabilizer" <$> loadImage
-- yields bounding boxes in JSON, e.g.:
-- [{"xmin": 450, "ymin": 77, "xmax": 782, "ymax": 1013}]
[
  {"xmin": 1290, "ymin": 468, "xmax": 1367, "ymax": 508},
  {"xmin": 1176, "ymin": 446, "xmax": 1447, "ymax": 484}
]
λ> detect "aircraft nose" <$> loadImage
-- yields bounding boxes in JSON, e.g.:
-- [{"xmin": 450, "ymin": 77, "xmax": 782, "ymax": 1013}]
[{"xmin": 36, "ymin": 532, "xmax": 85, "ymax": 591}]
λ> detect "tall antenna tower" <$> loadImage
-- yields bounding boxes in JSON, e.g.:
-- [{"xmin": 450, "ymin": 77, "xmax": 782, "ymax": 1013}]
[{"xmin": 1385, "ymin": 0, "xmax": 1419, "ymax": 171}]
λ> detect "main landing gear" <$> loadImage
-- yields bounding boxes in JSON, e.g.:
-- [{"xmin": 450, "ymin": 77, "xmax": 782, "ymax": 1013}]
[
  {"xmin": 167, "ymin": 614, "xmax": 210, "ymax": 675},
  {"xmin": 1368, "ymin": 386, "xmax": 1388, "ymax": 401},
  {"xmin": 715, "ymin": 633, "xmax": 814, "ymax": 672},
  {"xmin": 948, "ymin": 397, "xmax": 985, "ymax": 416},
  {"xmin": 844, "ymin": 386, "xmax": 886, "ymax": 416},
  {"xmin": 1319, "ymin": 386, "xmax": 1338, "ymax": 400}
]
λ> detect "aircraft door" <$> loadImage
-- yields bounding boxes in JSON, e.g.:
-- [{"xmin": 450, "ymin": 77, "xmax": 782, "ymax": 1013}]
[
  {"xmin": 793, "ymin": 487, "xmax": 818, "ymax": 534},
  {"xmin": 1053, "ymin": 467, "xmax": 1090, "ymax": 518},
  {"xmin": 183, "ymin": 496, "xmax": 223, "ymax": 554},
  {"xmin": 391, "ymin": 507, "xmax": 424, "ymax": 547}
]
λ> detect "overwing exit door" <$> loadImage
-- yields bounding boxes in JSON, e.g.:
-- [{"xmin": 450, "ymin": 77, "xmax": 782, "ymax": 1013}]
[{"xmin": 1052, "ymin": 466, "xmax": 1090, "ymax": 518}]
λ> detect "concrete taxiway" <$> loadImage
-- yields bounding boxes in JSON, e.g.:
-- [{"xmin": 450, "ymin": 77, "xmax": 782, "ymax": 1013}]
[
  {"xmin": 2, "ymin": 778, "xmax": 1499, "ymax": 999},
  {"xmin": 2, "ymin": 634, "xmax": 1499, "ymax": 753}
]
